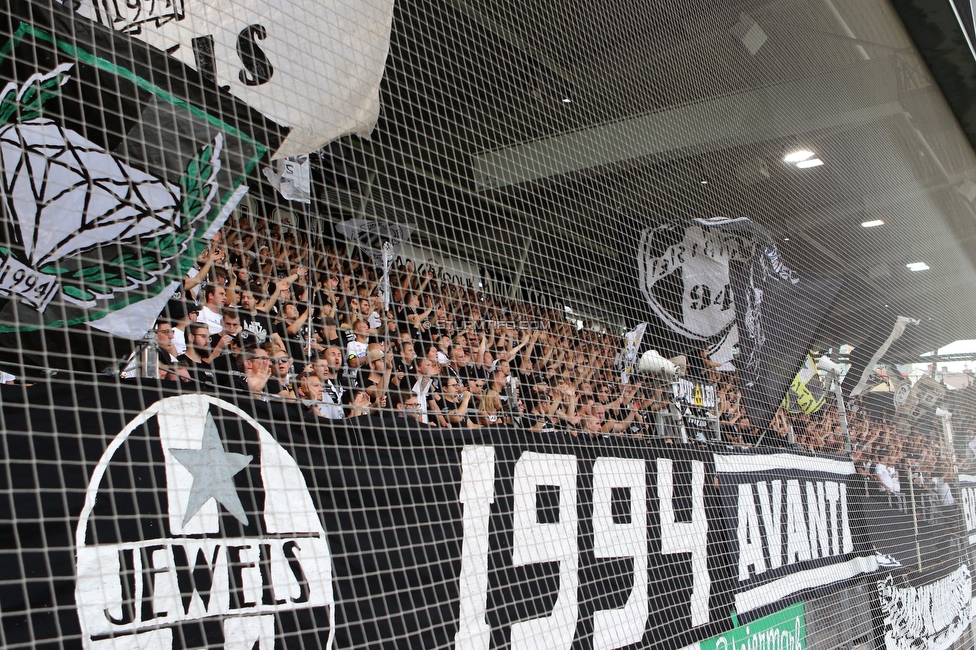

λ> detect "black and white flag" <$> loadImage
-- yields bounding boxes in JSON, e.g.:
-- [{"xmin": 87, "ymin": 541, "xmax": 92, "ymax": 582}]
[
  {"xmin": 337, "ymin": 219, "xmax": 415, "ymax": 310},
  {"xmin": 844, "ymin": 316, "xmax": 917, "ymax": 400},
  {"xmin": 638, "ymin": 217, "xmax": 840, "ymax": 427},
  {"xmin": 616, "ymin": 322, "xmax": 648, "ymax": 384},
  {"xmin": 638, "ymin": 220, "xmax": 741, "ymax": 366},
  {"xmin": 0, "ymin": 5, "xmax": 281, "ymax": 340}
]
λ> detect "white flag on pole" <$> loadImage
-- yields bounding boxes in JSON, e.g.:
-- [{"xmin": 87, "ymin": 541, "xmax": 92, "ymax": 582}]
[
  {"xmin": 616, "ymin": 322, "xmax": 648, "ymax": 385},
  {"xmin": 337, "ymin": 220, "xmax": 415, "ymax": 310}
]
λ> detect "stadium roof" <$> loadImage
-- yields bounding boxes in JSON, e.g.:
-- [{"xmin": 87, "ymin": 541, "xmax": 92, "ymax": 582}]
[{"xmin": 313, "ymin": 0, "xmax": 976, "ymax": 361}]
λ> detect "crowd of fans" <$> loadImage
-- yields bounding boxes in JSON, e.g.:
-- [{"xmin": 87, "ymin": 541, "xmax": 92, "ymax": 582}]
[{"xmin": 136, "ymin": 212, "xmax": 959, "ymax": 502}]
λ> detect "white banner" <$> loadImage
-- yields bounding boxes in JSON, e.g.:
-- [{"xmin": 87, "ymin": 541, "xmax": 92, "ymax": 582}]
[
  {"xmin": 69, "ymin": 0, "xmax": 396, "ymax": 159},
  {"xmin": 848, "ymin": 316, "xmax": 914, "ymax": 398},
  {"xmin": 263, "ymin": 155, "xmax": 312, "ymax": 202},
  {"xmin": 877, "ymin": 565, "xmax": 974, "ymax": 650}
]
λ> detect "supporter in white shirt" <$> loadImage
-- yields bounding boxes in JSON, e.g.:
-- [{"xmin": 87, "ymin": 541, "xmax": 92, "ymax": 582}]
[
  {"xmin": 367, "ymin": 310, "xmax": 382, "ymax": 331},
  {"xmin": 411, "ymin": 357, "xmax": 440, "ymax": 424},
  {"xmin": 164, "ymin": 299, "xmax": 199, "ymax": 356},
  {"xmin": 311, "ymin": 351, "xmax": 346, "ymax": 420},
  {"xmin": 197, "ymin": 284, "xmax": 227, "ymax": 334},
  {"xmin": 173, "ymin": 327, "xmax": 187, "ymax": 356},
  {"xmin": 346, "ymin": 320, "xmax": 370, "ymax": 371},
  {"xmin": 875, "ymin": 454, "xmax": 900, "ymax": 494},
  {"xmin": 932, "ymin": 475, "xmax": 956, "ymax": 506}
]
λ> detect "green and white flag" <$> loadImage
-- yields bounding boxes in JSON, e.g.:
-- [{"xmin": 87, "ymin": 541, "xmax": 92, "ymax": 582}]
[{"xmin": 0, "ymin": 13, "xmax": 272, "ymax": 339}]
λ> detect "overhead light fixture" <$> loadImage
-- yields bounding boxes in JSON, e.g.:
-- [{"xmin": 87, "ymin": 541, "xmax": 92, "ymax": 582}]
[
  {"xmin": 784, "ymin": 150, "xmax": 815, "ymax": 163},
  {"xmin": 956, "ymin": 179, "xmax": 976, "ymax": 202},
  {"xmin": 732, "ymin": 13, "xmax": 768, "ymax": 56},
  {"xmin": 783, "ymin": 237, "xmax": 790, "ymax": 241},
  {"xmin": 796, "ymin": 158, "xmax": 824, "ymax": 169},
  {"xmin": 700, "ymin": 179, "xmax": 709, "ymax": 185},
  {"xmin": 906, "ymin": 262, "xmax": 930, "ymax": 271},
  {"xmin": 561, "ymin": 97, "xmax": 572, "ymax": 104},
  {"xmin": 861, "ymin": 219, "xmax": 884, "ymax": 228}
]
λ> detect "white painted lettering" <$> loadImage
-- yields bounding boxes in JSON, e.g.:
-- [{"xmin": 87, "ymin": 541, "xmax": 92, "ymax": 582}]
[
  {"xmin": 840, "ymin": 483, "xmax": 853, "ymax": 554},
  {"xmin": 755, "ymin": 481, "xmax": 782, "ymax": 570},
  {"xmin": 806, "ymin": 482, "xmax": 829, "ymax": 559},
  {"xmin": 592, "ymin": 458, "xmax": 648, "ymax": 649},
  {"xmin": 737, "ymin": 483, "xmax": 766, "ymax": 581},
  {"xmin": 223, "ymin": 613, "xmax": 275, "ymax": 649},
  {"xmin": 658, "ymin": 458, "xmax": 710, "ymax": 627},
  {"xmin": 510, "ymin": 452, "xmax": 579, "ymax": 650},
  {"xmin": 454, "ymin": 445, "xmax": 496, "ymax": 650},
  {"xmin": 824, "ymin": 481, "xmax": 840, "ymax": 555},
  {"xmin": 785, "ymin": 480, "xmax": 811, "ymax": 565}
]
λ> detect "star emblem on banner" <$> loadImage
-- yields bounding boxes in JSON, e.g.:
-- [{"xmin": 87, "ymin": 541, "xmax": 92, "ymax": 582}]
[{"xmin": 169, "ymin": 414, "xmax": 253, "ymax": 526}]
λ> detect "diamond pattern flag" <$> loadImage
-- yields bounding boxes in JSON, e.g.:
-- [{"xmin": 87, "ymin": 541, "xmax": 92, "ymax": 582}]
[{"xmin": 0, "ymin": 8, "xmax": 283, "ymax": 342}]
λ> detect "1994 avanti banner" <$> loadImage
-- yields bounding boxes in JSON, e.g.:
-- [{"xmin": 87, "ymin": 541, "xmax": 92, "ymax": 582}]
[{"xmin": 0, "ymin": 382, "xmax": 887, "ymax": 649}]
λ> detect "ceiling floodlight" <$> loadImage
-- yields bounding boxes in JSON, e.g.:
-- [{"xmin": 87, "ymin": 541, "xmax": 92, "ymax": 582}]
[
  {"xmin": 561, "ymin": 97, "xmax": 572, "ymax": 104},
  {"xmin": 906, "ymin": 262, "xmax": 930, "ymax": 271},
  {"xmin": 732, "ymin": 13, "xmax": 768, "ymax": 56},
  {"xmin": 861, "ymin": 219, "xmax": 884, "ymax": 228},
  {"xmin": 796, "ymin": 158, "xmax": 824, "ymax": 168},
  {"xmin": 784, "ymin": 150, "xmax": 815, "ymax": 163}
]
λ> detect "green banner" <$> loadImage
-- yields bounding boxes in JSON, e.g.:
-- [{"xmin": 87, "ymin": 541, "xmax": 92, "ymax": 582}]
[{"xmin": 700, "ymin": 603, "xmax": 806, "ymax": 650}]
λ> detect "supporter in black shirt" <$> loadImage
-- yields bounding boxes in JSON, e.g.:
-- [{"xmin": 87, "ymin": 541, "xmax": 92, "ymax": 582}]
[
  {"xmin": 238, "ymin": 288, "xmax": 276, "ymax": 347},
  {"xmin": 390, "ymin": 340, "xmax": 415, "ymax": 391},
  {"xmin": 527, "ymin": 394, "xmax": 559, "ymax": 434},
  {"xmin": 434, "ymin": 375, "xmax": 475, "ymax": 429},
  {"xmin": 233, "ymin": 338, "xmax": 272, "ymax": 396},
  {"xmin": 275, "ymin": 302, "xmax": 318, "ymax": 373},
  {"xmin": 391, "ymin": 390, "xmax": 429, "ymax": 425},
  {"xmin": 154, "ymin": 317, "xmax": 179, "ymax": 368},
  {"xmin": 686, "ymin": 347, "xmax": 721, "ymax": 379},
  {"xmin": 404, "ymin": 292, "xmax": 434, "ymax": 346},
  {"xmin": 210, "ymin": 330, "xmax": 251, "ymax": 388},
  {"xmin": 320, "ymin": 316, "xmax": 343, "ymax": 350},
  {"xmin": 309, "ymin": 349, "xmax": 346, "ymax": 419},
  {"xmin": 446, "ymin": 344, "xmax": 468, "ymax": 386},
  {"xmin": 207, "ymin": 308, "xmax": 242, "ymax": 363},
  {"xmin": 178, "ymin": 322, "xmax": 217, "ymax": 387}
]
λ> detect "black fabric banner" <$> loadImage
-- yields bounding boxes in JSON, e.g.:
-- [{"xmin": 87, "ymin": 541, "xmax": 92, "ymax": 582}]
[
  {"xmin": 0, "ymin": 381, "xmax": 890, "ymax": 649},
  {"xmin": 713, "ymin": 452, "xmax": 877, "ymax": 624},
  {"xmin": 723, "ymin": 236, "xmax": 840, "ymax": 430},
  {"xmin": 1, "ymin": 381, "xmax": 742, "ymax": 650},
  {"xmin": 862, "ymin": 478, "xmax": 967, "ymax": 572}
]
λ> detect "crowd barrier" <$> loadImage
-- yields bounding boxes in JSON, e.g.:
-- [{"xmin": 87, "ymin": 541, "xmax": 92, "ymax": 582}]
[{"xmin": 2, "ymin": 380, "xmax": 974, "ymax": 649}]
